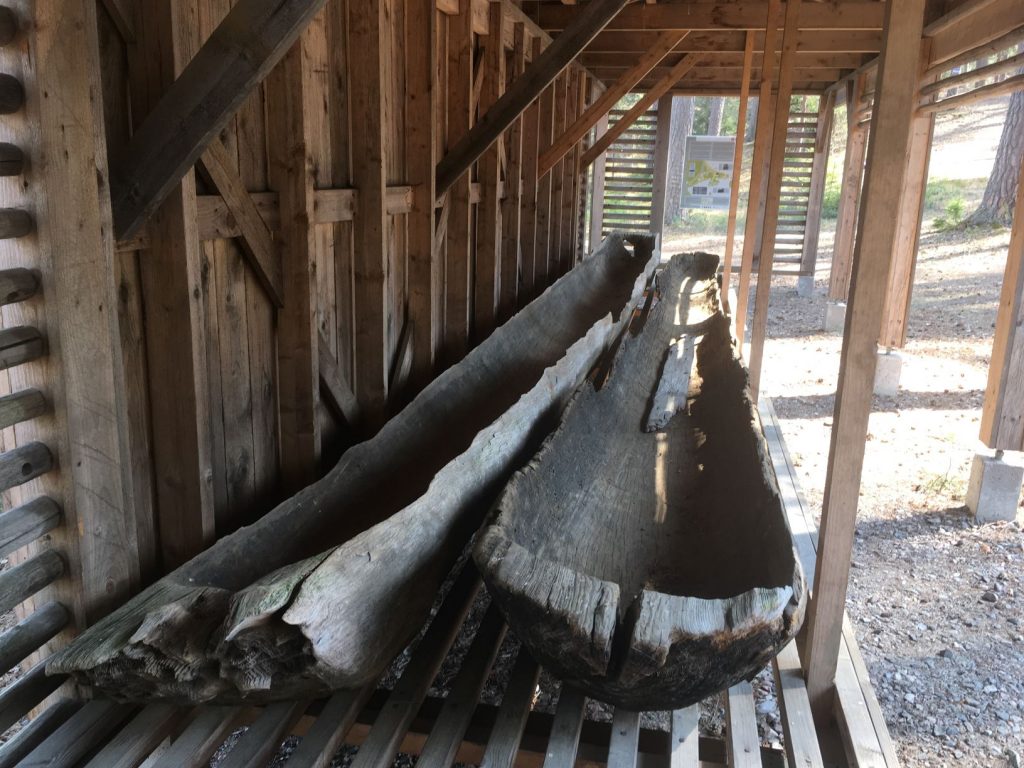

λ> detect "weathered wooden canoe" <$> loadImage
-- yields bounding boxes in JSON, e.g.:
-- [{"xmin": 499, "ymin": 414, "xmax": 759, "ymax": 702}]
[
  {"xmin": 49, "ymin": 234, "xmax": 659, "ymax": 702},
  {"xmin": 474, "ymin": 252, "xmax": 807, "ymax": 710}
]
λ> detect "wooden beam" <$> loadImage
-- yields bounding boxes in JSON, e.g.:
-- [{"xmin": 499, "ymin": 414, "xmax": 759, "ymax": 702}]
[
  {"xmin": 980, "ymin": 150, "xmax": 1024, "ymax": 451},
  {"xmin": 538, "ymin": 2, "xmax": 886, "ymax": 32},
  {"xmin": 196, "ymin": 139, "xmax": 284, "ymax": 307},
  {"xmin": 533, "ymin": 62, "xmax": 556, "ymax": 288},
  {"xmin": 349, "ymin": 0, "xmax": 390, "ymax": 424},
  {"xmin": 110, "ymin": 0, "xmax": 333, "ymax": 239},
  {"xmin": 747, "ymin": 0, "xmax": 803, "ymax": 399},
  {"xmin": 537, "ymin": 30, "xmax": 687, "ymax": 177},
  {"xmin": 436, "ymin": 0, "xmax": 629, "ymax": 196},
  {"xmin": 406, "ymin": 0, "xmax": 438, "ymax": 389},
  {"xmin": 926, "ymin": 0, "xmax": 1024, "ymax": 70},
  {"xmin": 579, "ymin": 54, "xmax": 701, "ymax": 170},
  {"xmin": 798, "ymin": 91, "xmax": 836, "ymax": 282},
  {"xmin": 582, "ymin": 51, "xmax": 870, "ymax": 70},
  {"xmin": 803, "ymin": 0, "xmax": 927, "ymax": 720},
  {"xmin": 722, "ymin": 31, "xmax": 756, "ymax": 307},
  {"xmin": 443, "ymin": 0, "xmax": 475, "ymax": 364},
  {"xmin": 474, "ymin": 1, "xmax": 506, "ymax": 340},
  {"xmin": 587, "ymin": 29, "xmax": 883, "ymax": 54},
  {"xmin": 827, "ymin": 75, "xmax": 868, "ymax": 303},
  {"xmin": 649, "ymin": 95, "xmax": 672, "ymax": 240},
  {"xmin": 735, "ymin": 0, "xmax": 784, "ymax": 346},
  {"xmin": 499, "ymin": 23, "xmax": 527, "ymax": 322},
  {"xmin": 880, "ymin": 62, "xmax": 934, "ymax": 349},
  {"xmin": 266, "ymin": 31, "xmax": 320, "ymax": 490},
  {"xmin": 518, "ymin": 36, "xmax": 543, "ymax": 302},
  {"xmin": 588, "ymin": 109, "xmax": 609, "ymax": 250},
  {"xmin": 131, "ymin": 0, "xmax": 215, "ymax": 569},
  {"xmin": 548, "ymin": 73, "xmax": 568, "ymax": 278}
]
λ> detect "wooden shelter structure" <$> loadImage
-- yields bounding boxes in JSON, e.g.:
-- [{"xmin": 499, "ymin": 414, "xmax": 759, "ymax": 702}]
[{"xmin": 0, "ymin": 0, "xmax": 1022, "ymax": 765}]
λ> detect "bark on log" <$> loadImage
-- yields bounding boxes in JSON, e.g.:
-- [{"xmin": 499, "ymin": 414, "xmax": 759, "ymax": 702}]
[
  {"xmin": 474, "ymin": 252, "xmax": 806, "ymax": 710},
  {"xmin": 48, "ymin": 233, "xmax": 660, "ymax": 702}
]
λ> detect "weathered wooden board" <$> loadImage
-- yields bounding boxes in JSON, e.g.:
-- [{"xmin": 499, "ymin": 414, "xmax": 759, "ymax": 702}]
[
  {"xmin": 475, "ymin": 252, "xmax": 806, "ymax": 709},
  {"xmin": 48, "ymin": 234, "xmax": 659, "ymax": 702}
]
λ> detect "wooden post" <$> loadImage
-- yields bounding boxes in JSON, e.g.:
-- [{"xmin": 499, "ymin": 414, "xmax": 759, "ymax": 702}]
[
  {"xmin": 558, "ymin": 69, "xmax": 581, "ymax": 274},
  {"xmin": 879, "ymin": 61, "xmax": 935, "ymax": 349},
  {"xmin": 474, "ymin": 1, "xmax": 505, "ymax": 339},
  {"xmin": 406, "ymin": 0, "xmax": 438, "ymax": 388},
  {"xmin": 131, "ymin": 0, "xmax": 216, "ymax": 568},
  {"xmin": 979, "ymin": 150, "xmax": 1024, "ymax": 451},
  {"xmin": 534, "ymin": 76, "xmax": 556, "ymax": 289},
  {"xmin": 735, "ymin": 0, "xmax": 783, "ymax": 347},
  {"xmin": 549, "ymin": 73, "xmax": 567, "ymax": 278},
  {"xmin": 747, "ymin": 0, "xmax": 803, "ymax": 397},
  {"xmin": 267, "ymin": 30, "xmax": 321, "ymax": 485},
  {"xmin": 443, "ymin": 0, "xmax": 474, "ymax": 362},
  {"xmin": 518, "ymin": 36, "xmax": 543, "ymax": 303},
  {"xmin": 827, "ymin": 75, "xmax": 869, "ymax": 303},
  {"xmin": 498, "ymin": 22, "xmax": 526, "ymax": 323},
  {"xmin": 650, "ymin": 95, "xmax": 673, "ymax": 241},
  {"xmin": 589, "ymin": 110, "xmax": 609, "ymax": 250},
  {"xmin": 799, "ymin": 91, "xmax": 836, "ymax": 282},
  {"xmin": 722, "ymin": 31, "xmax": 756, "ymax": 308},
  {"xmin": 0, "ymin": 0, "xmax": 139, "ymax": 631},
  {"xmin": 803, "ymin": 0, "xmax": 928, "ymax": 720}
]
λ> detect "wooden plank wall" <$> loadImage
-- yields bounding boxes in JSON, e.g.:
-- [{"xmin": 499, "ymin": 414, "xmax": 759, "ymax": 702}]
[{"xmin": 79, "ymin": 0, "xmax": 596, "ymax": 578}]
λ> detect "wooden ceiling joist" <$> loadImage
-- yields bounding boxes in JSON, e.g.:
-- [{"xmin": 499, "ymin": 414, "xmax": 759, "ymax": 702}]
[
  {"xmin": 537, "ymin": 2, "xmax": 886, "ymax": 32},
  {"xmin": 586, "ymin": 29, "xmax": 883, "ymax": 54},
  {"xmin": 582, "ymin": 51, "xmax": 870, "ymax": 69},
  {"xmin": 110, "ymin": 0, "xmax": 332, "ymax": 239},
  {"xmin": 599, "ymin": 67, "xmax": 844, "ymax": 85},
  {"xmin": 436, "ymin": 0, "xmax": 629, "ymax": 196}
]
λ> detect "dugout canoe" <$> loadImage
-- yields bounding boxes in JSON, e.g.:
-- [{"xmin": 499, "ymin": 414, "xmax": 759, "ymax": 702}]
[
  {"xmin": 474, "ymin": 252, "xmax": 807, "ymax": 710},
  {"xmin": 49, "ymin": 233, "xmax": 659, "ymax": 702}
]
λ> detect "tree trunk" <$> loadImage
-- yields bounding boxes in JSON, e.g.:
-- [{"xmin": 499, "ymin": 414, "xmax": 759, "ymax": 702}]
[
  {"xmin": 965, "ymin": 90, "xmax": 1024, "ymax": 228},
  {"xmin": 746, "ymin": 98, "xmax": 759, "ymax": 142},
  {"xmin": 707, "ymin": 97, "xmax": 725, "ymax": 136},
  {"xmin": 665, "ymin": 96, "xmax": 695, "ymax": 224}
]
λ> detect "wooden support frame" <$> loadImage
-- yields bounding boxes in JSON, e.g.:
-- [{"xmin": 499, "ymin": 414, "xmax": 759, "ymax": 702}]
[
  {"xmin": 979, "ymin": 149, "xmax": 1024, "ymax": 451},
  {"xmin": 649, "ymin": 95, "xmax": 672, "ymax": 241},
  {"xmin": 131, "ymin": 0, "xmax": 215, "ymax": 569},
  {"xmin": 537, "ymin": 30, "xmax": 687, "ymax": 178},
  {"xmin": 803, "ymin": 0, "xmax": 928, "ymax": 719},
  {"xmin": 588, "ymin": 112, "xmax": 609, "ymax": 250},
  {"xmin": 533, "ymin": 75, "xmax": 556, "ymax": 289},
  {"xmin": 798, "ymin": 91, "xmax": 836, "ymax": 281},
  {"xmin": 747, "ymin": 0, "xmax": 803, "ymax": 398},
  {"xmin": 406, "ymin": 0, "xmax": 440, "ymax": 388},
  {"xmin": 722, "ymin": 31, "xmax": 756, "ymax": 307},
  {"xmin": 435, "ymin": 0, "xmax": 628, "ymax": 197},
  {"xmin": 827, "ymin": 75, "xmax": 869, "ymax": 303},
  {"xmin": 735, "ymin": 0, "xmax": 784, "ymax": 346},
  {"xmin": 498, "ymin": 22, "xmax": 527, "ymax": 322},
  {"xmin": 578, "ymin": 54, "xmax": 701, "ymax": 171},
  {"xmin": 518, "ymin": 36, "xmax": 543, "ymax": 302}
]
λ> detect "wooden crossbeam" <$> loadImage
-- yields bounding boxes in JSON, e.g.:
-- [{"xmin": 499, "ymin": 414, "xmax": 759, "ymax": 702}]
[
  {"xmin": 587, "ymin": 29, "xmax": 882, "ymax": 54},
  {"xmin": 435, "ymin": 0, "xmax": 629, "ymax": 196},
  {"xmin": 538, "ymin": 2, "xmax": 886, "ymax": 31},
  {"xmin": 110, "ymin": 0, "xmax": 332, "ymax": 239},
  {"xmin": 578, "ymin": 54, "xmax": 701, "ymax": 170},
  {"xmin": 537, "ymin": 30, "xmax": 688, "ymax": 177},
  {"xmin": 582, "ymin": 51, "xmax": 869, "ymax": 69}
]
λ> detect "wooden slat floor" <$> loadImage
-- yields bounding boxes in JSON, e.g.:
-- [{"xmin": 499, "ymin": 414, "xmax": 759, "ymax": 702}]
[{"xmin": 2, "ymin": 398, "xmax": 896, "ymax": 768}]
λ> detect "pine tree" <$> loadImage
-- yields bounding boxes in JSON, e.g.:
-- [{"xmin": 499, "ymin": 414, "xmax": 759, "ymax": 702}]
[
  {"xmin": 665, "ymin": 97, "xmax": 695, "ymax": 223},
  {"xmin": 964, "ymin": 90, "xmax": 1024, "ymax": 228}
]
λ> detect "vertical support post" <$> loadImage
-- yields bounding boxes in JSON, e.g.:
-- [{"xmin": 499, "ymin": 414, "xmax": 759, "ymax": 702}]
[
  {"xmin": 879, "ymin": 57, "xmax": 935, "ymax": 350},
  {"xmin": 499, "ymin": 22, "xmax": 526, "ymax": 323},
  {"xmin": 549, "ymin": 72, "xmax": 567, "ymax": 276},
  {"xmin": 722, "ymin": 31, "xmax": 756, "ymax": 308},
  {"xmin": 559, "ymin": 69, "xmax": 581, "ymax": 273},
  {"xmin": 406, "ymin": 0, "xmax": 439, "ymax": 388},
  {"xmin": 803, "ymin": 0, "xmax": 927, "ymax": 720},
  {"xmin": 589, "ymin": 112, "xmax": 609, "ymax": 249},
  {"xmin": 650, "ymin": 95, "xmax": 673, "ymax": 241},
  {"xmin": 474, "ymin": 1, "xmax": 505, "ymax": 340},
  {"xmin": 131, "ymin": 0, "xmax": 215, "ymax": 567},
  {"xmin": 735, "ymin": 0, "xmax": 783, "ymax": 347},
  {"xmin": 349, "ymin": 0, "xmax": 390, "ymax": 423},
  {"xmin": 443, "ymin": 0, "xmax": 474, "ymax": 362},
  {"xmin": 827, "ymin": 75, "xmax": 868, "ymax": 303},
  {"xmin": 799, "ymin": 91, "xmax": 836, "ymax": 284},
  {"xmin": 979, "ymin": 151, "xmax": 1024, "ymax": 451},
  {"xmin": 747, "ymin": 0, "xmax": 803, "ymax": 397},
  {"xmin": 267, "ymin": 31, "xmax": 321, "ymax": 486},
  {"xmin": 0, "ymin": 0, "xmax": 138, "ymax": 631},
  {"xmin": 534, "ymin": 74, "xmax": 556, "ymax": 288},
  {"xmin": 518, "ymin": 36, "xmax": 543, "ymax": 303}
]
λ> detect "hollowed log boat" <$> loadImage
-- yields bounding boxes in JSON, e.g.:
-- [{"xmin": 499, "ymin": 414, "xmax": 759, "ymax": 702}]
[
  {"xmin": 474, "ymin": 252, "xmax": 807, "ymax": 710},
  {"xmin": 49, "ymin": 234, "xmax": 659, "ymax": 702}
]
